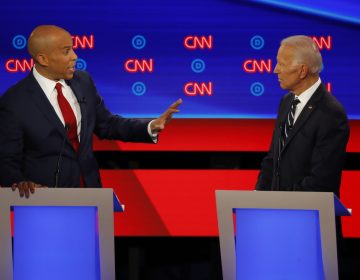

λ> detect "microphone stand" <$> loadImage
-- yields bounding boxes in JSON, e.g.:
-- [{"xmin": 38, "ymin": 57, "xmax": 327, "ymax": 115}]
[{"xmin": 54, "ymin": 124, "xmax": 69, "ymax": 188}]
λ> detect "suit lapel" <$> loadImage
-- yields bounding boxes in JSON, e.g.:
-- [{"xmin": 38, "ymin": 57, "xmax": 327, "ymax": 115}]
[
  {"xmin": 27, "ymin": 74, "xmax": 70, "ymax": 141},
  {"xmin": 282, "ymin": 84, "xmax": 325, "ymax": 151},
  {"xmin": 66, "ymin": 78, "xmax": 87, "ymax": 154},
  {"xmin": 277, "ymin": 93, "xmax": 293, "ymax": 157},
  {"xmin": 279, "ymin": 94, "xmax": 293, "ymax": 127}
]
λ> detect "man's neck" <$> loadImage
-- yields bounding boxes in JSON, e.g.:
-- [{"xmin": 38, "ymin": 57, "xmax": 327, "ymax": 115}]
[
  {"xmin": 293, "ymin": 75, "xmax": 319, "ymax": 96},
  {"xmin": 33, "ymin": 64, "xmax": 58, "ymax": 81}
]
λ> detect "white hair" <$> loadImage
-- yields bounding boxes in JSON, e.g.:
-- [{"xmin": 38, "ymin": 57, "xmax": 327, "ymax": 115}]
[{"xmin": 281, "ymin": 35, "xmax": 323, "ymax": 74}]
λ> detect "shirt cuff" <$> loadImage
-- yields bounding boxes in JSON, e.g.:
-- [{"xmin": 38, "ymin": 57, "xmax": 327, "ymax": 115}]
[{"xmin": 147, "ymin": 120, "xmax": 158, "ymax": 143}]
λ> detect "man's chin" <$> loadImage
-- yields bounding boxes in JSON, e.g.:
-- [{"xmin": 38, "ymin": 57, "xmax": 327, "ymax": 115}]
[
  {"xmin": 64, "ymin": 72, "xmax": 75, "ymax": 80},
  {"xmin": 278, "ymin": 83, "xmax": 287, "ymax": 90}
]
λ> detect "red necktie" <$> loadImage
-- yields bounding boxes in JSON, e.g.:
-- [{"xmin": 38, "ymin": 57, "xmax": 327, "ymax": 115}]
[
  {"xmin": 55, "ymin": 83, "xmax": 79, "ymax": 152},
  {"xmin": 55, "ymin": 83, "xmax": 84, "ymax": 187}
]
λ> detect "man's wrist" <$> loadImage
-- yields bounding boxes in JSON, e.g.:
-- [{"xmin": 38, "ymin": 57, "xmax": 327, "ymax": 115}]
[{"xmin": 147, "ymin": 121, "xmax": 158, "ymax": 143}]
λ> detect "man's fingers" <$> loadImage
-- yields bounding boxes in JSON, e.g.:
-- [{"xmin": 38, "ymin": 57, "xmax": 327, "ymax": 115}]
[
  {"xmin": 169, "ymin": 108, "xmax": 180, "ymax": 114},
  {"xmin": 163, "ymin": 107, "xmax": 180, "ymax": 116},
  {"xmin": 29, "ymin": 183, "xmax": 36, "ymax": 194},
  {"xmin": 151, "ymin": 98, "xmax": 182, "ymax": 134},
  {"xmin": 161, "ymin": 98, "xmax": 182, "ymax": 119},
  {"xmin": 174, "ymin": 98, "xmax": 183, "ymax": 105},
  {"xmin": 160, "ymin": 111, "xmax": 174, "ymax": 121},
  {"xmin": 23, "ymin": 182, "xmax": 31, "ymax": 198},
  {"xmin": 169, "ymin": 98, "xmax": 182, "ymax": 109},
  {"xmin": 18, "ymin": 185, "xmax": 25, "ymax": 197},
  {"xmin": 12, "ymin": 181, "xmax": 43, "ymax": 198},
  {"xmin": 161, "ymin": 109, "xmax": 178, "ymax": 122}
]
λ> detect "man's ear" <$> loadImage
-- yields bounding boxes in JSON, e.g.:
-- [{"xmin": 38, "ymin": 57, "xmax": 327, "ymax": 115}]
[
  {"xmin": 299, "ymin": 64, "xmax": 308, "ymax": 79},
  {"xmin": 36, "ymin": 53, "xmax": 48, "ymax": 67}
]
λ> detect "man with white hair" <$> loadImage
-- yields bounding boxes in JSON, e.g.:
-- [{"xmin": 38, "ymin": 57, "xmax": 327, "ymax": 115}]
[{"xmin": 256, "ymin": 35, "xmax": 349, "ymax": 197}]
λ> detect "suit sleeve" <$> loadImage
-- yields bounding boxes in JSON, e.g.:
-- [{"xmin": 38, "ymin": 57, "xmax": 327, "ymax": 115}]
[
  {"xmin": 255, "ymin": 97, "xmax": 286, "ymax": 190},
  {"xmin": 85, "ymin": 74, "xmax": 154, "ymax": 143},
  {"xmin": 255, "ymin": 138, "xmax": 274, "ymax": 191},
  {"xmin": 0, "ymin": 103, "xmax": 26, "ymax": 187},
  {"xmin": 294, "ymin": 107, "xmax": 349, "ymax": 194}
]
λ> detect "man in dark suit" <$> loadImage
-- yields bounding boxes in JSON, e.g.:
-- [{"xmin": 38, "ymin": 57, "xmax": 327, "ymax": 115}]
[
  {"xmin": 0, "ymin": 25, "xmax": 182, "ymax": 197},
  {"xmin": 256, "ymin": 35, "xmax": 349, "ymax": 197},
  {"xmin": 255, "ymin": 36, "xmax": 350, "ymax": 278}
]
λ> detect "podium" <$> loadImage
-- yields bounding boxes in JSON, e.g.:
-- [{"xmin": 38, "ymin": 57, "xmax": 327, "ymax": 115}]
[
  {"xmin": 215, "ymin": 191, "xmax": 351, "ymax": 280},
  {"xmin": 0, "ymin": 188, "xmax": 123, "ymax": 280}
]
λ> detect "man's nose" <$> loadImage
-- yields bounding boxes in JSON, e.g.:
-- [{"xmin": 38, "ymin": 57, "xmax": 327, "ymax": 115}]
[
  {"xmin": 71, "ymin": 49, "xmax": 78, "ymax": 60},
  {"xmin": 273, "ymin": 64, "xmax": 279, "ymax": 74}
]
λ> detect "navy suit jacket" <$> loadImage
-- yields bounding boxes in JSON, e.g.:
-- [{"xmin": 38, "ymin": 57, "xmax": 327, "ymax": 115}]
[
  {"xmin": 256, "ymin": 84, "xmax": 349, "ymax": 197},
  {"xmin": 0, "ymin": 70, "xmax": 153, "ymax": 188}
]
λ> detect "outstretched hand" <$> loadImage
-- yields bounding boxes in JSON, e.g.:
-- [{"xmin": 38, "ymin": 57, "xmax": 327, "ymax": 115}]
[
  {"xmin": 12, "ymin": 181, "xmax": 46, "ymax": 198},
  {"xmin": 150, "ymin": 98, "xmax": 182, "ymax": 134}
]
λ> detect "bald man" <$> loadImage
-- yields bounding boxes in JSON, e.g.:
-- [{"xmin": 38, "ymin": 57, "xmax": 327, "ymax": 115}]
[
  {"xmin": 256, "ymin": 35, "xmax": 349, "ymax": 195},
  {"xmin": 0, "ymin": 25, "xmax": 182, "ymax": 197}
]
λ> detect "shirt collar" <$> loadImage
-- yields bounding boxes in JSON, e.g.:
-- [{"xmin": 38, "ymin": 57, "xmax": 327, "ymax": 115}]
[
  {"xmin": 295, "ymin": 78, "xmax": 321, "ymax": 105},
  {"xmin": 32, "ymin": 66, "xmax": 66, "ymax": 98}
]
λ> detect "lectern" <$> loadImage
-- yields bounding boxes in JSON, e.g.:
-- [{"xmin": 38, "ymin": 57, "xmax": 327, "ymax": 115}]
[
  {"xmin": 216, "ymin": 191, "xmax": 351, "ymax": 280},
  {"xmin": 0, "ymin": 188, "xmax": 123, "ymax": 280}
]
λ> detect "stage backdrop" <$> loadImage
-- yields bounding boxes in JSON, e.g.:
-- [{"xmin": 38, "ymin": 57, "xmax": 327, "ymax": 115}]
[{"xmin": 1, "ymin": 0, "xmax": 359, "ymax": 237}]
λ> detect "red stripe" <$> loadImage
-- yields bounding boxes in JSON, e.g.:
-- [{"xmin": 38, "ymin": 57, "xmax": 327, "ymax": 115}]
[
  {"xmin": 94, "ymin": 119, "xmax": 360, "ymax": 152},
  {"xmin": 100, "ymin": 170, "xmax": 360, "ymax": 237}
]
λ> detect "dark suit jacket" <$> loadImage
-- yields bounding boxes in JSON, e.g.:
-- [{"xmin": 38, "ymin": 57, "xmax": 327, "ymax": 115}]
[
  {"xmin": 256, "ymin": 83, "xmax": 349, "ymax": 197},
  {"xmin": 0, "ymin": 70, "xmax": 154, "ymax": 188}
]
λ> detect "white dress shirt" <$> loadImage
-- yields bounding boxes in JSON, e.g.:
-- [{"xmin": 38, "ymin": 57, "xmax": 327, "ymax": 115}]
[
  {"xmin": 32, "ymin": 66, "xmax": 157, "ymax": 142},
  {"xmin": 293, "ymin": 78, "xmax": 321, "ymax": 123},
  {"xmin": 32, "ymin": 66, "xmax": 82, "ymax": 141}
]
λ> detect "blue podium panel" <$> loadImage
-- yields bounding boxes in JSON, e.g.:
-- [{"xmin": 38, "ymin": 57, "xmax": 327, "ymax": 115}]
[
  {"xmin": 235, "ymin": 209, "xmax": 324, "ymax": 280},
  {"xmin": 13, "ymin": 206, "xmax": 100, "ymax": 280}
]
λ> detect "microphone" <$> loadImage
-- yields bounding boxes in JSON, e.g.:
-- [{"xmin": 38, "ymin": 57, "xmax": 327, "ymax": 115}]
[{"xmin": 54, "ymin": 123, "xmax": 69, "ymax": 188}]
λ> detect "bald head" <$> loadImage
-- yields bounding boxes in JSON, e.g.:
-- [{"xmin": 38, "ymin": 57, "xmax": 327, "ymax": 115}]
[
  {"xmin": 28, "ymin": 25, "xmax": 71, "ymax": 60},
  {"xmin": 27, "ymin": 25, "xmax": 77, "ymax": 80}
]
